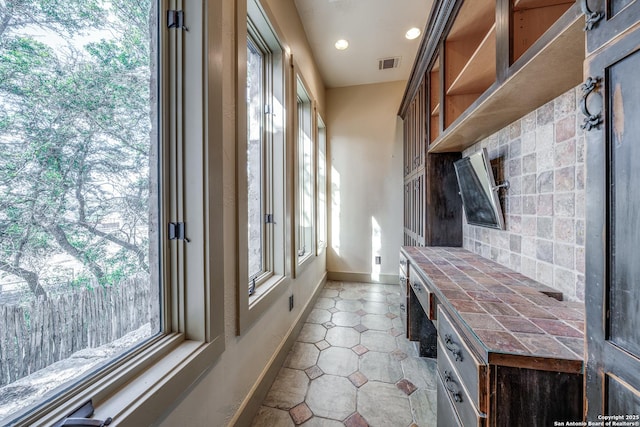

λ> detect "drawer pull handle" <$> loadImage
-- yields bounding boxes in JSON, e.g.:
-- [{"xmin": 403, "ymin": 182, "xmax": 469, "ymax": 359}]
[
  {"xmin": 400, "ymin": 303, "xmax": 406, "ymax": 312},
  {"xmin": 443, "ymin": 370, "xmax": 463, "ymax": 403},
  {"xmin": 444, "ymin": 334, "xmax": 463, "ymax": 362},
  {"xmin": 414, "ymin": 283, "xmax": 421, "ymax": 292}
]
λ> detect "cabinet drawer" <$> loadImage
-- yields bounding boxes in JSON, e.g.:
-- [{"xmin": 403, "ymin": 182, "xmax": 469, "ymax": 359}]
[
  {"xmin": 437, "ymin": 355, "xmax": 485, "ymax": 427},
  {"xmin": 399, "ymin": 252, "xmax": 409, "ymax": 276},
  {"xmin": 411, "ymin": 273, "xmax": 435, "ymax": 319},
  {"xmin": 399, "ymin": 270, "xmax": 408, "ymax": 329},
  {"xmin": 437, "ymin": 373, "xmax": 463, "ymax": 427},
  {"xmin": 438, "ymin": 306, "xmax": 486, "ymax": 412}
]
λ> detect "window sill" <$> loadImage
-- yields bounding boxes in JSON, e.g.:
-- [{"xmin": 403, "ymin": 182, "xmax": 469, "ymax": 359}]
[
  {"xmin": 236, "ymin": 274, "xmax": 289, "ymax": 335},
  {"xmin": 249, "ymin": 274, "xmax": 288, "ymax": 308},
  {"xmin": 296, "ymin": 252, "xmax": 315, "ymax": 277},
  {"xmin": 26, "ymin": 334, "xmax": 224, "ymax": 427}
]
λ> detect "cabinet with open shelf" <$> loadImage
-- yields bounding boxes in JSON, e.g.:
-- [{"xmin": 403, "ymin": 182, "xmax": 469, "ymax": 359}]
[
  {"xmin": 400, "ymin": 0, "xmax": 585, "ymax": 154},
  {"xmin": 400, "ymin": 0, "xmax": 585, "ymax": 250},
  {"xmin": 429, "ymin": 56, "xmax": 440, "ymax": 145},
  {"xmin": 511, "ymin": 0, "xmax": 574, "ymax": 63},
  {"xmin": 444, "ymin": 0, "xmax": 496, "ymax": 129}
]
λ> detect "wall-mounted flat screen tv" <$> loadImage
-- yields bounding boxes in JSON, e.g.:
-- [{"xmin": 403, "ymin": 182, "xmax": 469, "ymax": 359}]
[{"xmin": 453, "ymin": 148, "xmax": 505, "ymax": 230}]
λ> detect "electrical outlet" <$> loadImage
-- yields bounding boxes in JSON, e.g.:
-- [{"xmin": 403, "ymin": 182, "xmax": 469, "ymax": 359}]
[
  {"xmin": 375, "ymin": 256, "xmax": 381, "ymax": 265},
  {"xmin": 289, "ymin": 294, "xmax": 294, "ymax": 311}
]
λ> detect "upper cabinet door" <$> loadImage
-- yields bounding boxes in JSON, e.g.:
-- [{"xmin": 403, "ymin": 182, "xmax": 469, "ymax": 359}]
[
  {"xmin": 584, "ymin": 23, "xmax": 640, "ymax": 420},
  {"xmin": 584, "ymin": 0, "xmax": 640, "ymax": 53}
]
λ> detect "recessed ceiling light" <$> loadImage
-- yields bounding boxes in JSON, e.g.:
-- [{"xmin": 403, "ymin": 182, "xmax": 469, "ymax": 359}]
[
  {"xmin": 335, "ymin": 39, "xmax": 349, "ymax": 50},
  {"xmin": 405, "ymin": 27, "xmax": 421, "ymax": 40}
]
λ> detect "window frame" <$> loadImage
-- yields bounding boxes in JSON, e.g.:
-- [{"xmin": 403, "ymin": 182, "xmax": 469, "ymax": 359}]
[
  {"xmin": 8, "ymin": 1, "xmax": 226, "ymax": 425},
  {"xmin": 237, "ymin": 0, "xmax": 290, "ymax": 335},
  {"xmin": 294, "ymin": 76, "xmax": 316, "ymax": 274},
  {"xmin": 246, "ymin": 25, "xmax": 274, "ymax": 291},
  {"xmin": 316, "ymin": 115, "xmax": 327, "ymax": 254}
]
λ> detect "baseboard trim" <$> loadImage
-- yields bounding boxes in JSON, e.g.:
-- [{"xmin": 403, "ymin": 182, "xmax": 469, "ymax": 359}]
[
  {"xmin": 327, "ymin": 271, "xmax": 399, "ymax": 285},
  {"xmin": 230, "ymin": 271, "xmax": 328, "ymax": 427}
]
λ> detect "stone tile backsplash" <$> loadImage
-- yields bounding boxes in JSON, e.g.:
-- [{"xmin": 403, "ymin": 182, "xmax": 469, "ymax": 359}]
[{"xmin": 463, "ymin": 87, "xmax": 585, "ymax": 301}]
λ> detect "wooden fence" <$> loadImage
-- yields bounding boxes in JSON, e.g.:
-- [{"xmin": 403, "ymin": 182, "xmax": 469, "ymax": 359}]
[{"xmin": 0, "ymin": 277, "xmax": 151, "ymax": 387}]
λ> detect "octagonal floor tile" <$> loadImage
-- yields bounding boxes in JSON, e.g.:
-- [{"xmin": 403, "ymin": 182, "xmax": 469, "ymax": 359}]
[
  {"xmin": 251, "ymin": 406, "xmax": 295, "ymax": 427},
  {"xmin": 362, "ymin": 301, "xmax": 390, "ymax": 315},
  {"xmin": 263, "ymin": 368, "xmax": 309, "ymax": 409},
  {"xmin": 300, "ymin": 418, "xmax": 345, "ymax": 427},
  {"xmin": 306, "ymin": 375, "xmax": 356, "ymax": 420},
  {"xmin": 361, "ymin": 330, "xmax": 398, "ymax": 353},
  {"xmin": 314, "ymin": 297, "xmax": 336, "ymax": 310},
  {"xmin": 321, "ymin": 289, "xmax": 340, "ymax": 298},
  {"xmin": 361, "ymin": 292, "xmax": 387, "ymax": 303},
  {"xmin": 338, "ymin": 289, "xmax": 363, "ymax": 300},
  {"xmin": 401, "ymin": 356, "xmax": 438, "ymax": 391},
  {"xmin": 307, "ymin": 309, "xmax": 332, "ymax": 324},
  {"xmin": 298, "ymin": 323, "xmax": 327, "ymax": 343},
  {"xmin": 332, "ymin": 311, "xmax": 361, "ymax": 327},
  {"xmin": 325, "ymin": 326, "xmax": 360, "ymax": 348},
  {"xmin": 361, "ymin": 314, "xmax": 393, "ymax": 331},
  {"xmin": 410, "ymin": 388, "xmax": 437, "ymax": 426},
  {"xmin": 357, "ymin": 381, "xmax": 413, "ymax": 427},
  {"xmin": 359, "ymin": 351, "xmax": 403, "ymax": 383},
  {"xmin": 335, "ymin": 299, "xmax": 363, "ymax": 312},
  {"xmin": 317, "ymin": 346, "xmax": 358, "ymax": 376},
  {"xmin": 284, "ymin": 342, "xmax": 320, "ymax": 370}
]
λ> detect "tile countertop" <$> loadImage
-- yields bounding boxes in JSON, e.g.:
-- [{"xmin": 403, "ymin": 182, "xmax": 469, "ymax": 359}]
[{"xmin": 402, "ymin": 246, "xmax": 584, "ymax": 372}]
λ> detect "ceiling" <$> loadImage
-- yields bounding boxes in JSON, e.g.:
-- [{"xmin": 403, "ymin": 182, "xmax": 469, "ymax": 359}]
[{"xmin": 293, "ymin": 0, "xmax": 434, "ymax": 88}]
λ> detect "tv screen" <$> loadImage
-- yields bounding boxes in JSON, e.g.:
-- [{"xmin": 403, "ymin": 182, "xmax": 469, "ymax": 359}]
[{"xmin": 454, "ymin": 148, "xmax": 505, "ymax": 230}]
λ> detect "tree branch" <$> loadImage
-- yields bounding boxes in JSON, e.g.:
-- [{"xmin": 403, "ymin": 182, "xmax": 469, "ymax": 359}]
[{"xmin": 0, "ymin": 260, "xmax": 47, "ymax": 298}]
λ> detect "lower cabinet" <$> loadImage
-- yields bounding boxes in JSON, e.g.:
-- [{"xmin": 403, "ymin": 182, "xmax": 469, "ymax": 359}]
[
  {"xmin": 402, "ymin": 246, "xmax": 585, "ymax": 427},
  {"xmin": 435, "ymin": 306, "xmax": 583, "ymax": 427}
]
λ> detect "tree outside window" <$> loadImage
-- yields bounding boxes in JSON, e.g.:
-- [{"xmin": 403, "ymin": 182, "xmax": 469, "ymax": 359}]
[{"xmin": 0, "ymin": 0, "xmax": 160, "ymax": 421}]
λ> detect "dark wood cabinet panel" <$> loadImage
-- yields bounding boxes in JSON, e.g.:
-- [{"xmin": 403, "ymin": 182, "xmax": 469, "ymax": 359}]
[
  {"xmin": 492, "ymin": 366, "xmax": 583, "ymax": 426},
  {"xmin": 585, "ymin": 14, "xmax": 640, "ymax": 420},
  {"xmin": 585, "ymin": 0, "xmax": 640, "ymax": 53},
  {"xmin": 608, "ymin": 51, "xmax": 640, "ymax": 358}
]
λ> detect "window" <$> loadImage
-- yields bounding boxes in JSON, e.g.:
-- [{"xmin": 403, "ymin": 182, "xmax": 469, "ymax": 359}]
[
  {"xmin": 0, "ymin": 2, "xmax": 160, "ymax": 421},
  {"xmin": 246, "ymin": 31, "xmax": 270, "ymax": 292},
  {"xmin": 238, "ymin": 0, "xmax": 288, "ymax": 333},
  {"xmin": 296, "ymin": 79, "xmax": 315, "ymax": 266},
  {"xmin": 0, "ymin": 2, "xmax": 225, "ymax": 425},
  {"xmin": 317, "ymin": 116, "xmax": 327, "ymax": 252}
]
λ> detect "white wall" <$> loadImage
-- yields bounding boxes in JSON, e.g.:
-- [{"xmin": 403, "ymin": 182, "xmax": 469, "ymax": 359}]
[
  {"xmin": 327, "ymin": 81, "xmax": 405, "ymax": 284},
  {"xmin": 155, "ymin": 0, "xmax": 327, "ymax": 425}
]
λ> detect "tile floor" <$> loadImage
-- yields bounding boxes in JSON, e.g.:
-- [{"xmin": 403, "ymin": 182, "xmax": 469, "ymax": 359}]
[{"xmin": 251, "ymin": 281, "xmax": 438, "ymax": 427}]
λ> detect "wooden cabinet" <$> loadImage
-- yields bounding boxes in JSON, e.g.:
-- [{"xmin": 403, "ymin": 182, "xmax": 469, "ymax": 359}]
[
  {"xmin": 584, "ymin": 0, "xmax": 640, "ymax": 53},
  {"xmin": 400, "ymin": 0, "xmax": 585, "ymax": 153},
  {"xmin": 401, "ymin": 0, "xmax": 586, "ymax": 251},
  {"xmin": 402, "ymin": 247, "xmax": 585, "ymax": 426},
  {"xmin": 444, "ymin": 0, "xmax": 497, "ymax": 128},
  {"xmin": 402, "ymin": 154, "xmax": 461, "ymax": 247},
  {"xmin": 584, "ymin": 2, "xmax": 640, "ymax": 419},
  {"xmin": 510, "ymin": 0, "xmax": 574, "ymax": 63}
]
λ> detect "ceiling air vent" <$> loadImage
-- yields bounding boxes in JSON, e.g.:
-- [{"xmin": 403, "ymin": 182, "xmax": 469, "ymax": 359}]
[{"xmin": 378, "ymin": 57, "xmax": 400, "ymax": 70}]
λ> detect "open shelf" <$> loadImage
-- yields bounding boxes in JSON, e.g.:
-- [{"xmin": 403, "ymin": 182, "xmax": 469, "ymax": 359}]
[
  {"xmin": 513, "ymin": 0, "xmax": 573, "ymax": 9},
  {"xmin": 444, "ymin": 0, "xmax": 496, "ymax": 129},
  {"xmin": 511, "ymin": 0, "xmax": 574, "ymax": 63},
  {"xmin": 429, "ymin": 56, "xmax": 441, "ymax": 144},
  {"xmin": 429, "ymin": 9, "xmax": 584, "ymax": 153},
  {"xmin": 447, "ymin": 0, "xmax": 495, "ymax": 41},
  {"xmin": 447, "ymin": 24, "xmax": 496, "ymax": 96}
]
